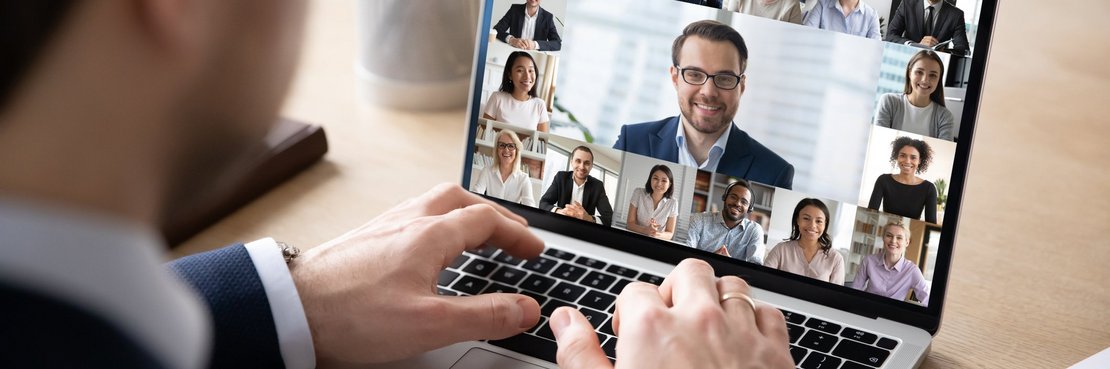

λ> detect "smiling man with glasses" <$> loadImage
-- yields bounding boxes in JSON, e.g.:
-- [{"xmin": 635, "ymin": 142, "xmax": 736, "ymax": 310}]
[{"xmin": 614, "ymin": 20, "xmax": 794, "ymax": 190}]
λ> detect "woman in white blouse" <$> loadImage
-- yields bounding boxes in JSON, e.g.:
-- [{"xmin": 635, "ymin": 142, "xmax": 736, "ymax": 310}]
[
  {"xmin": 473, "ymin": 129, "xmax": 536, "ymax": 207},
  {"xmin": 626, "ymin": 165, "xmax": 680, "ymax": 240},
  {"xmin": 482, "ymin": 51, "xmax": 550, "ymax": 132}
]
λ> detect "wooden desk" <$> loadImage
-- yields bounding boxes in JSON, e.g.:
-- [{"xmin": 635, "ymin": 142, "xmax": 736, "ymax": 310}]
[{"xmin": 176, "ymin": 1, "xmax": 1110, "ymax": 368}]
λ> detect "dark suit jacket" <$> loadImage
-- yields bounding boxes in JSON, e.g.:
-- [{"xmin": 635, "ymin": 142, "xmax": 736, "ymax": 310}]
[
  {"xmin": 1, "ymin": 244, "xmax": 284, "ymax": 368},
  {"xmin": 539, "ymin": 171, "xmax": 614, "ymax": 227},
  {"xmin": 678, "ymin": 0, "xmax": 723, "ymax": 8},
  {"xmin": 885, "ymin": 0, "xmax": 970, "ymax": 54},
  {"xmin": 493, "ymin": 4, "xmax": 562, "ymax": 51},
  {"xmin": 614, "ymin": 116, "xmax": 795, "ymax": 190}
]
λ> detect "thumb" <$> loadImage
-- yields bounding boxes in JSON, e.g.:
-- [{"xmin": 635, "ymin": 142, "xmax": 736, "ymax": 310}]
[
  {"xmin": 550, "ymin": 307, "xmax": 613, "ymax": 369},
  {"xmin": 435, "ymin": 293, "xmax": 540, "ymax": 342}
]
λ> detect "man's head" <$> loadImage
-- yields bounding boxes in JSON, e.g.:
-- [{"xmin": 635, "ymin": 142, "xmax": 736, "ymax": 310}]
[
  {"xmin": 670, "ymin": 20, "xmax": 748, "ymax": 136},
  {"xmin": 569, "ymin": 146, "xmax": 594, "ymax": 184},
  {"xmin": 721, "ymin": 179, "xmax": 753, "ymax": 224},
  {"xmin": 0, "ymin": 0, "xmax": 307, "ymax": 224},
  {"xmin": 526, "ymin": 0, "xmax": 541, "ymax": 9}
]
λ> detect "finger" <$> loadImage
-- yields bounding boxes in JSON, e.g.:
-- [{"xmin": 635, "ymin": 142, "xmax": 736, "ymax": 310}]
[
  {"xmin": 716, "ymin": 276, "xmax": 757, "ymax": 327},
  {"xmin": 551, "ymin": 307, "xmax": 614, "ymax": 369},
  {"xmin": 432, "ymin": 203, "xmax": 545, "ymax": 263},
  {"xmin": 415, "ymin": 183, "xmax": 529, "ymax": 226},
  {"xmin": 425, "ymin": 293, "xmax": 541, "ymax": 345},
  {"xmin": 657, "ymin": 259, "xmax": 719, "ymax": 308},
  {"xmin": 612, "ymin": 281, "xmax": 665, "ymax": 337},
  {"xmin": 754, "ymin": 303, "xmax": 790, "ymax": 345}
]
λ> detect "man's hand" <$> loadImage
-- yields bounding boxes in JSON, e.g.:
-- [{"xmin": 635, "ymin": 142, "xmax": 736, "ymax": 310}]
[
  {"xmin": 551, "ymin": 259, "xmax": 794, "ymax": 369},
  {"xmin": 714, "ymin": 245, "xmax": 731, "ymax": 258},
  {"xmin": 290, "ymin": 184, "xmax": 545, "ymax": 364},
  {"xmin": 920, "ymin": 36, "xmax": 939, "ymax": 47}
]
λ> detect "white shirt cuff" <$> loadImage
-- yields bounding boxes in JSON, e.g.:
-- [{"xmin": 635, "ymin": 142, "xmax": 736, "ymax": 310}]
[{"xmin": 244, "ymin": 238, "xmax": 316, "ymax": 369}]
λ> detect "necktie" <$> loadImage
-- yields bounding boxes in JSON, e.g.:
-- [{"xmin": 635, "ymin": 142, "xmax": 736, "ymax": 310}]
[{"xmin": 924, "ymin": 6, "xmax": 935, "ymax": 36}]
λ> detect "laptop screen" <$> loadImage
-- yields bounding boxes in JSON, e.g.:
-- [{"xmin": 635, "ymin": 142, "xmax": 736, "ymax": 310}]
[{"xmin": 464, "ymin": 0, "xmax": 991, "ymax": 313}]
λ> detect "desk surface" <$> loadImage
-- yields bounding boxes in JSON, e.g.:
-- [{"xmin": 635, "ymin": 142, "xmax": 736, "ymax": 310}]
[{"xmin": 176, "ymin": 1, "xmax": 1110, "ymax": 368}]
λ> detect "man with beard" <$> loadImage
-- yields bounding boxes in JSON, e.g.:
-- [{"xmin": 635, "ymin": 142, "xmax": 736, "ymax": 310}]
[
  {"xmin": 686, "ymin": 179, "xmax": 766, "ymax": 264},
  {"xmin": 614, "ymin": 20, "xmax": 794, "ymax": 190},
  {"xmin": 538, "ymin": 146, "xmax": 614, "ymax": 226}
]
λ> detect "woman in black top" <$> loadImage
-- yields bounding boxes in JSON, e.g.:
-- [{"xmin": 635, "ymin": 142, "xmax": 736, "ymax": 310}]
[{"xmin": 867, "ymin": 137, "xmax": 938, "ymax": 223}]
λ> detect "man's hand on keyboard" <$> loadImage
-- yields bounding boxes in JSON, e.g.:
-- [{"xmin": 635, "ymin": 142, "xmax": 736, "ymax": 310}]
[
  {"xmin": 290, "ymin": 183, "xmax": 545, "ymax": 364},
  {"xmin": 550, "ymin": 259, "xmax": 794, "ymax": 368}
]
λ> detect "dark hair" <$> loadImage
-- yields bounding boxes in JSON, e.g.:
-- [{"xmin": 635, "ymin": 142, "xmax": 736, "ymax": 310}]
[
  {"xmin": 643, "ymin": 165, "xmax": 675, "ymax": 199},
  {"xmin": 722, "ymin": 178, "xmax": 752, "ymax": 202},
  {"xmin": 671, "ymin": 20, "xmax": 749, "ymax": 73},
  {"xmin": 569, "ymin": 145, "xmax": 593, "ymax": 162},
  {"xmin": 889, "ymin": 136, "xmax": 934, "ymax": 174},
  {"xmin": 788, "ymin": 198, "xmax": 833, "ymax": 254},
  {"xmin": 903, "ymin": 50, "xmax": 947, "ymax": 107},
  {"xmin": 0, "ymin": 1, "xmax": 79, "ymax": 110},
  {"xmin": 499, "ymin": 51, "xmax": 539, "ymax": 98}
]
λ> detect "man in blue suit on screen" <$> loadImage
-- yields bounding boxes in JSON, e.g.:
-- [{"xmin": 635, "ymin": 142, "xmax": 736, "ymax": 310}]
[{"xmin": 614, "ymin": 20, "xmax": 794, "ymax": 189}]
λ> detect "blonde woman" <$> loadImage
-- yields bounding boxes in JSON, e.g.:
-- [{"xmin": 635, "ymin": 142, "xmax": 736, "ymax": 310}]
[
  {"xmin": 852, "ymin": 222, "xmax": 930, "ymax": 306},
  {"xmin": 473, "ymin": 130, "xmax": 536, "ymax": 207}
]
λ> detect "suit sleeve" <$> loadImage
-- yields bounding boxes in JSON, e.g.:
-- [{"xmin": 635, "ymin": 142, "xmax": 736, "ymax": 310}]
[
  {"xmin": 774, "ymin": 163, "xmax": 795, "ymax": 190},
  {"xmin": 885, "ymin": 3, "xmax": 912, "ymax": 44},
  {"xmin": 167, "ymin": 244, "xmax": 285, "ymax": 369},
  {"xmin": 538, "ymin": 173, "xmax": 563, "ymax": 212},
  {"xmin": 536, "ymin": 13, "xmax": 562, "ymax": 51},
  {"xmin": 613, "ymin": 125, "xmax": 629, "ymax": 151},
  {"xmin": 950, "ymin": 17, "xmax": 971, "ymax": 54},
  {"xmin": 595, "ymin": 184, "xmax": 615, "ymax": 227},
  {"xmin": 492, "ymin": 8, "xmax": 515, "ymax": 43}
]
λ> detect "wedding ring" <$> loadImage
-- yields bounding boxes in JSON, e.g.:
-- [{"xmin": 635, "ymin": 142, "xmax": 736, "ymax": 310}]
[{"xmin": 719, "ymin": 292, "xmax": 757, "ymax": 311}]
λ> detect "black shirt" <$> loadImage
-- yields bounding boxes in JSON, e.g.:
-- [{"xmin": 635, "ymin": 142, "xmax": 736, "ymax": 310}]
[{"xmin": 867, "ymin": 174, "xmax": 938, "ymax": 223}]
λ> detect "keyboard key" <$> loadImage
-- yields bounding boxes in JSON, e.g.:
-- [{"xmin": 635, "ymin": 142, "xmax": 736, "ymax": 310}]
[
  {"xmin": 786, "ymin": 323, "xmax": 804, "ymax": 343},
  {"xmin": 789, "ymin": 345, "xmax": 808, "ymax": 365},
  {"xmin": 610, "ymin": 278, "xmax": 633, "ymax": 294},
  {"xmin": 534, "ymin": 320, "xmax": 555, "ymax": 340},
  {"xmin": 528, "ymin": 317, "xmax": 547, "ymax": 334},
  {"xmin": 488, "ymin": 334, "xmax": 557, "ymax": 363},
  {"xmin": 437, "ymin": 270, "xmax": 460, "ymax": 287},
  {"xmin": 550, "ymin": 283, "xmax": 587, "ymax": 303},
  {"xmin": 779, "ymin": 309, "xmax": 808, "ymax": 325},
  {"xmin": 876, "ymin": 337, "xmax": 898, "ymax": 350},
  {"xmin": 467, "ymin": 247, "xmax": 497, "ymax": 258},
  {"xmin": 551, "ymin": 264, "xmax": 588, "ymax": 282},
  {"xmin": 436, "ymin": 287, "xmax": 457, "ymax": 296},
  {"xmin": 541, "ymin": 299, "xmax": 573, "ymax": 317},
  {"xmin": 840, "ymin": 328, "xmax": 878, "ymax": 345},
  {"xmin": 798, "ymin": 330, "xmax": 838, "ymax": 353},
  {"xmin": 451, "ymin": 275, "xmax": 489, "ymax": 295},
  {"xmin": 578, "ymin": 307, "xmax": 607, "ymax": 328},
  {"xmin": 579, "ymin": 290, "xmax": 617, "ymax": 311},
  {"xmin": 490, "ymin": 265, "xmax": 527, "ymax": 286},
  {"xmin": 637, "ymin": 273, "xmax": 664, "ymax": 285},
  {"xmin": 461, "ymin": 259, "xmax": 498, "ymax": 277},
  {"xmin": 840, "ymin": 361, "xmax": 872, "ymax": 369},
  {"xmin": 448, "ymin": 254, "xmax": 470, "ymax": 269},
  {"xmin": 804, "ymin": 317, "xmax": 842, "ymax": 335},
  {"xmin": 520, "ymin": 274, "xmax": 557, "ymax": 294},
  {"xmin": 492, "ymin": 250, "xmax": 525, "ymax": 265},
  {"xmin": 581, "ymin": 271, "xmax": 617, "ymax": 290},
  {"xmin": 574, "ymin": 256, "xmax": 607, "ymax": 270},
  {"xmin": 544, "ymin": 248, "xmax": 576, "ymax": 261},
  {"xmin": 800, "ymin": 351, "xmax": 841, "ymax": 369},
  {"xmin": 605, "ymin": 264, "xmax": 639, "ymax": 278},
  {"xmin": 522, "ymin": 256, "xmax": 558, "ymax": 274},
  {"xmin": 602, "ymin": 337, "xmax": 617, "ymax": 358},
  {"xmin": 832, "ymin": 339, "xmax": 890, "ymax": 368},
  {"xmin": 481, "ymin": 283, "xmax": 518, "ymax": 294},
  {"xmin": 520, "ymin": 290, "xmax": 548, "ymax": 306}
]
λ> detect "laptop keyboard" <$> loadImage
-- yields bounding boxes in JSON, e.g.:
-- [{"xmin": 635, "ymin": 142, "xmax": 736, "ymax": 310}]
[{"xmin": 437, "ymin": 246, "xmax": 900, "ymax": 368}]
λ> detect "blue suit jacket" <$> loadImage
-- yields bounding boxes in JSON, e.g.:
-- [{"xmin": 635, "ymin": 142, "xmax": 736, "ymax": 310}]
[
  {"xmin": 614, "ymin": 116, "xmax": 795, "ymax": 189},
  {"xmin": 1, "ymin": 244, "xmax": 285, "ymax": 368},
  {"xmin": 492, "ymin": 4, "xmax": 562, "ymax": 51}
]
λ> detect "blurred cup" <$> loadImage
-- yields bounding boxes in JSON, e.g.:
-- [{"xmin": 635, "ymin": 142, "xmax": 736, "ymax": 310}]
[{"xmin": 356, "ymin": 0, "xmax": 481, "ymax": 111}]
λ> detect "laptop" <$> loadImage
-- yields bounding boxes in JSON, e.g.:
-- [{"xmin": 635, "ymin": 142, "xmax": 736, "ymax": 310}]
[{"xmin": 379, "ymin": 0, "xmax": 997, "ymax": 367}]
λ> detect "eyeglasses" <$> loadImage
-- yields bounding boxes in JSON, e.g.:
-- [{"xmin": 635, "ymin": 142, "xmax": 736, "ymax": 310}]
[
  {"xmin": 677, "ymin": 67, "xmax": 743, "ymax": 90},
  {"xmin": 497, "ymin": 143, "xmax": 517, "ymax": 151}
]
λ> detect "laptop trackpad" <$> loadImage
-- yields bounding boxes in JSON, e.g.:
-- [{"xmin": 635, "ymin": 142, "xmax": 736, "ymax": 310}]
[{"xmin": 450, "ymin": 348, "xmax": 547, "ymax": 369}]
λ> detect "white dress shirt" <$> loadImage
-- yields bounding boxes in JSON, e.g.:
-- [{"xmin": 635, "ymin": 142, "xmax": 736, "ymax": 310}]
[{"xmin": 675, "ymin": 117, "xmax": 732, "ymax": 172}]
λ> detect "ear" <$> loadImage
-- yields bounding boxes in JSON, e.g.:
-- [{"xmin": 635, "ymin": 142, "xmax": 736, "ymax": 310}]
[
  {"xmin": 133, "ymin": 0, "xmax": 204, "ymax": 63},
  {"xmin": 670, "ymin": 65, "xmax": 680, "ymax": 89},
  {"xmin": 738, "ymin": 74, "xmax": 747, "ymax": 94}
]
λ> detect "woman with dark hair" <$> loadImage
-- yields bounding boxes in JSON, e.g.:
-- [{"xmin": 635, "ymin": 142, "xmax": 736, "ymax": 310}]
[
  {"xmin": 626, "ymin": 165, "xmax": 679, "ymax": 240},
  {"xmin": 482, "ymin": 51, "xmax": 550, "ymax": 132},
  {"xmin": 873, "ymin": 50, "xmax": 955, "ymax": 141},
  {"xmin": 765, "ymin": 198, "xmax": 845, "ymax": 285},
  {"xmin": 868, "ymin": 136, "xmax": 938, "ymax": 223}
]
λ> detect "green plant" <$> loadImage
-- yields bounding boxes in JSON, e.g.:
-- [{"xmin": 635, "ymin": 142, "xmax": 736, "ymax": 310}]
[{"xmin": 935, "ymin": 179, "xmax": 947, "ymax": 210}]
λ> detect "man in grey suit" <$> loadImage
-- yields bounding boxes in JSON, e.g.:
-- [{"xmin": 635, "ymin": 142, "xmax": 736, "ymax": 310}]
[{"xmin": 886, "ymin": 0, "xmax": 971, "ymax": 55}]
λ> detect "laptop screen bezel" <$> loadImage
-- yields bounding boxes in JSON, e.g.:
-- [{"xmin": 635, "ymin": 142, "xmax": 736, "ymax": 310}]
[{"xmin": 460, "ymin": 0, "xmax": 1000, "ymax": 335}]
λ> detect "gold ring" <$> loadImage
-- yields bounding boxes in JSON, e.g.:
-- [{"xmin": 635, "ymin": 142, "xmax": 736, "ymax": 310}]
[{"xmin": 719, "ymin": 292, "xmax": 757, "ymax": 311}]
